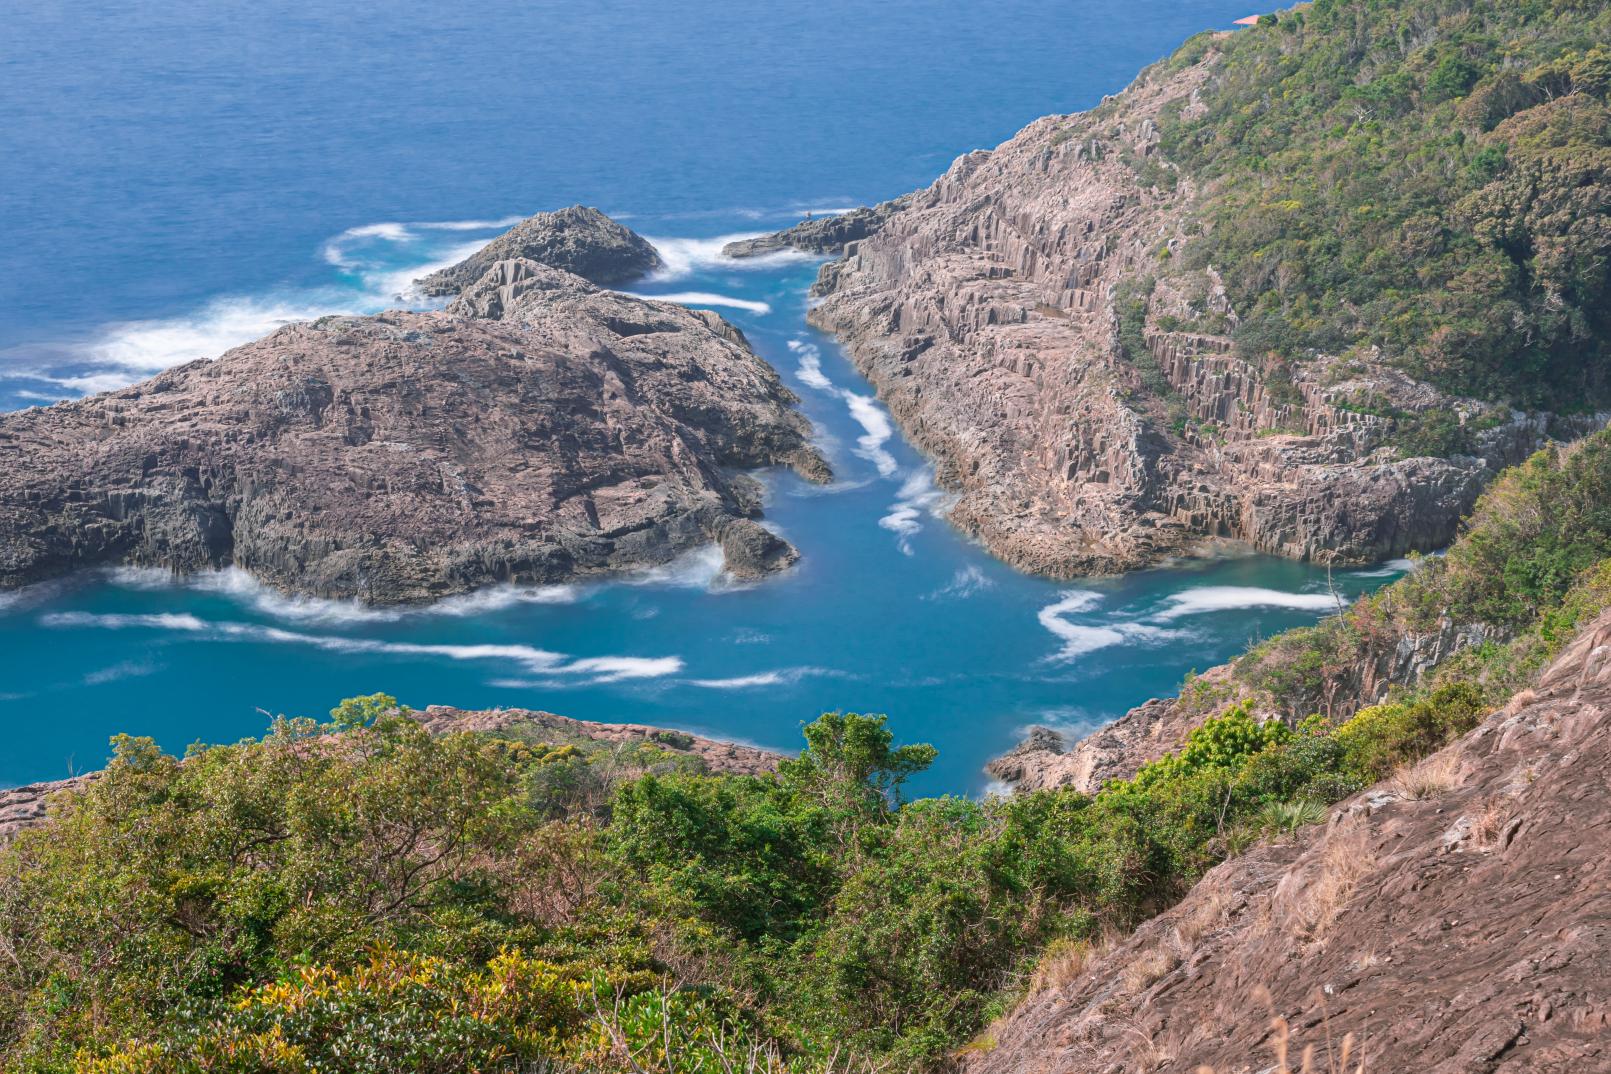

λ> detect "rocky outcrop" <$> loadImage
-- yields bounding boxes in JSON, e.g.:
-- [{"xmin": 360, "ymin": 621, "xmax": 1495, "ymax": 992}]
[
  {"xmin": 970, "ymin": 610, "xmax": 1611, "ymax": 1074},
  {"xmin": 0, "ymin": 706, "xmax": 780, "ymax": 843},
  {"xmin": 0, "ymin": 775, "xmax": 95, "ymax": 843},
  {"xmin": 807, "ymin": 48, "xmax": 1589, "ymax": 578},
  {"xmin": 0, "ymin": 262, "xmax": 829, "ymax": 603},
  {"xmin": 414, "ymin": 206, "xmax": 661, "ymax": 296},
  {"xmin": 721, "ymin": 195, "xmax": 915, "ymax": 258}
]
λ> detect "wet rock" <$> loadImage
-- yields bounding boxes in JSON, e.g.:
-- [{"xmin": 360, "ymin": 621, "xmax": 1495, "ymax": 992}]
[
  {"xmin": 715, "ymin": 518, "xmax": 798, "ymax": 578},
  {"xmin": 721, "ymin": 195, "xmax": 915, "ymax": 258},
  {"xmin": 414, "ymin": 205, "xmax": 661, "ymax": 296},
  {"xmin": 0, "ymin": 263, "xmax": 829, "ymax": 603}
]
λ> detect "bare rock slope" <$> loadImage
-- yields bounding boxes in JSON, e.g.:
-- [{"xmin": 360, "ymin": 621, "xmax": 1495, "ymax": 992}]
[
  {"xmin": 806, "ymin": 49, "xmax": 1570, "ymax": 577},
  {"xmin": 971, "ymin": 611, "xmax": 1611, "ymax": 1074},
  {"xmin": 415, "ymin": 205, "xmax": 661, "ymax": 295},
  {"xmin": 0, "ymin": 261, "xmax": 828, "ymax": 602}
]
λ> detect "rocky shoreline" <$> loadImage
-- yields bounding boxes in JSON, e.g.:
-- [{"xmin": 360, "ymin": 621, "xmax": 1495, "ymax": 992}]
[
  {"xmin": 749, "ymin": 47, "xmax": 1601, "ymax": 580},
  {"xmin": 0, "ymin": 215, "xmax": 829, "ymax": 604}
]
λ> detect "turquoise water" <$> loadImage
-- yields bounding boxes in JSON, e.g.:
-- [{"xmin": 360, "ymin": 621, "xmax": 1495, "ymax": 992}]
[{"xmin": 0, "ymin": 0, "xmax": 1404, "ymax": 793}]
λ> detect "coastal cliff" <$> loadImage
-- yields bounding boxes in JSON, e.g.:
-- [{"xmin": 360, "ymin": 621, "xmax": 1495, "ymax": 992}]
[
  {"xmin": 0, "ymin": 256, "xmax": 828, "ymax": 602},
  {"xmin": 970, "ymin": 608, "xmax": 1611, "ymax": 1074},
  {"xmin": 800, "ymin": 10, "xmax": 1611, "ymax": 577}
]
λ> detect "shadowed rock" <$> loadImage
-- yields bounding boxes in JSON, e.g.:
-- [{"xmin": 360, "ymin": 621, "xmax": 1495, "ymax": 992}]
[
  {"xmin": 415, "ymin": 205, "xmax": 661, "ymax": 295},
  {"xmin": 0, "ymin": 262, "xmax": 828, "ymax": 603},
  {"xmin": 721, "ymin": 195, "xmax": 914, "ymax": 259}
]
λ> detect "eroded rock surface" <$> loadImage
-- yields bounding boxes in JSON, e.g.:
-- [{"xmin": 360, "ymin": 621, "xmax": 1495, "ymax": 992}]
[
  {"xmin": 971, "ymin": 611, "xmax": 1611, "ymax": 1074},
  {"xmin": 0, "ymin": 263, "xmax": 828, "ymax": 602},
  {"xmin": 809, "ymin": 51, "xmax": 1588, "ymax": 578},
  {"xmin": 415, "ymin": 205, "xmax": 661, "ymax": 295}
]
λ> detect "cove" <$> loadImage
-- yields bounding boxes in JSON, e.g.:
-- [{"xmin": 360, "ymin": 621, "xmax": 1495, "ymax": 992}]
[{"xmin": 0, "ymin": 238, "xmax": 1405, "ymax": 795}]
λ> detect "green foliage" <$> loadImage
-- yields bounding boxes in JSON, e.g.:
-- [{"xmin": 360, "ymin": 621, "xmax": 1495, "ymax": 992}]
[
  {"xmin": 1334, "ymin": 682, "xmax": 1489, "ymax": 781},
  {"xmin": 1158, "ymin": 0, "xmax": 1611, "ymax": 406}
]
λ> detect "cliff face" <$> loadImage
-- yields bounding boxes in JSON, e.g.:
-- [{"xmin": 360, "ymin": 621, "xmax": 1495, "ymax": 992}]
[
  {"xmin": 971, "ymin": 610, "xmax": 1611, "ymax": 1074},
  {"xmin": 0, "ymin": 263, "xmax": 827, "ymax": 602},
  {"xmin": 807, "ymin": 50, "xmax": 1573, "ymax": 578}
]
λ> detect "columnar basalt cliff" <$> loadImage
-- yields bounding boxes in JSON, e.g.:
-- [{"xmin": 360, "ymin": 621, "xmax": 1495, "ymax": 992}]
[
  {"xmin": 0, "ymin": 262, "xmax": 828, "ymax": 602},
  {"xmin": 803, "ymin": 50, "xmax": 1586, "ymax": 578},
  {"xmin": 970, "ymin": 610, "xmax": 1611, "ymax": 1074}
]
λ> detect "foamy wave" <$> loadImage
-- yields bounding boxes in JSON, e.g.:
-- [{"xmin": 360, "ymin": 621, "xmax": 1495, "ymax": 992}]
[
  {"xmin": 1348, "ymin": 557, "xmax": 1417, "ymax": 579},
  {"xmin": 844, "ymin": 393, "xmax": 899, "ymax": 476},
  {"xmin": 628, "ymin": 545, "xmax": 727, "ymax": 589},
  {"xmin": 787, "ymin": 339, "xmax": 835, "ymax": 391},
  {"xmin": 686, "ymin": 666, "xmax": 829, "ymax": 689},
  {"xmin": 644, "ymin": 234, "xmax": 812, "ymax": 280},
  {"xmin": 106, "ymin": 566, "xmax": 579, "ymax": 624},
  {"xmin": 879, "ymin": 470, "xmax": 954, "ymax": 553},
  {"xmin": 926, "ymin": 565, "xmax": 993, "ymax": 600},
  {"xmin": 83, "ymin": 660, "xmax": 158, "ymax": 686},
  {"xmin": 80, "ymin": 293, "xmax": 356, "ymax": 374},
  {"xmin": 1035, "ymin": 591, "xmax": 1183, "ymax": 662},
  {"xmin": 629, "ymin": 291, "xmax": 772, "ymax": 316},
  {"xmin": 40, "ymin": 611, "xmax": 681, "ymax": 682},
  {"xmin": 1155, "ymin": 587, "xmax": 1345, "ymax": 620}
]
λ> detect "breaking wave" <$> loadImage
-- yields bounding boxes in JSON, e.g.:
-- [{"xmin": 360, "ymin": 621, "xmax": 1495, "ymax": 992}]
[{"xmin": 1154, "ymin": 586, "xmax": 1345, "ymax": 620}]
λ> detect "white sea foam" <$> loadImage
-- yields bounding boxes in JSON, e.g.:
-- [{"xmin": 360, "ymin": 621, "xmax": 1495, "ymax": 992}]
[
  {"xmin": 628, "ymin": 545, "xmax": 728, "ymax": 589},
  {"xmin": 106, "ymin": 566, "xmax": 579, "ymax": 625},
  {"xmin": 1348, "ymin": 557, "xmax": 1417, "ymax": 579},
  {"xmin": 843, "ymin": 393, "xmax": 899, "ymax": 476},
  {"xmin": 686, "ymin": 666, "xmax": 829, "ymax": 689},
  {"xmin": 1036, "ymin": 592, "xmax": 1125, "ymax": 660},
  {"xmin": 83, "ymin": 660, "xmax": 158, "ymax": 686},
  {"xmin": 41, "ymin": 610, "xmax": 681, "ymax": 682},
  {"xmin": 644, "ymin": 234, "xmax": 811, "ymax": 280},
  {"xmin": 786, "ymin": 339, "xmax": 835, "ymax": 391},
  {"xmin": 879, "ymin": 470, "xmax": 954, "ymax": 553},
  {"xmin": 629, "ymin": 291, "xmax": 773, "ymax": 316},
  {"xmin": 1155, "ymin": 586, "xmax": 1345, "ymax": 620},
  {"xmin": 80, "ymin": 293, "xmax": 355, "ymax": 374},
  {"xmin": 926, "ymin": 565, "xmax": 993, "ymax": 600}
]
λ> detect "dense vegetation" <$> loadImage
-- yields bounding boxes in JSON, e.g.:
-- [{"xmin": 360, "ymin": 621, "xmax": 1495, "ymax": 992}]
[
  {"xmin": 3, "ymin": 428, "xmax": 1610, "ymax": 1073},
  {"xmin": 1156, "ymin": 0, "xmax": 1611, "ymax": 408}
]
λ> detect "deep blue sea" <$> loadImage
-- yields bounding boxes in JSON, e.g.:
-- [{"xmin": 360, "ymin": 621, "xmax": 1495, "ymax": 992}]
[{"xmin": 0, "ymin": 0, "xmax": 1401, "ymax": 795}]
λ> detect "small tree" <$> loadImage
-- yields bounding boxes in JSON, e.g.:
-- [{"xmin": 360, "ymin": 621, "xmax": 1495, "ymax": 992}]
[{"xmin": 779, "ymin": 713, "xmax": 937, "ymax": 828}]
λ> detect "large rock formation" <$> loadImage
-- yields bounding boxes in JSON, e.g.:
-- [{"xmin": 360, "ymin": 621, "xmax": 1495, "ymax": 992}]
[
  {"xmin": 0, "ymin": 262, "xmax": 828, "ymax": 603},
  {"xmin": 415, "ymin": 205, "xmax": 661, "ymax": 295},
  {"xmin": 808, "ymin": 48, "xmax": 1585, "ymax": 578},
  {"xmin": 970, "ymin": 610, "xmax": 1611, "ymax": 1074}
]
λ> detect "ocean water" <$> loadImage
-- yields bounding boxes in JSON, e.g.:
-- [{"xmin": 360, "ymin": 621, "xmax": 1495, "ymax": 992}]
[{"xmin": 0, "ymin": 0, "xmax": 1398, "ymax": 795}]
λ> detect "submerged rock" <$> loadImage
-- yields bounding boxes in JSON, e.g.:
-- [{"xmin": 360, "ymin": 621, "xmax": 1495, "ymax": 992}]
[
  {"xmin": 0, "ymin": 262, "xmax": 828, "ymax": 603},
  {"xmin": 414, "ymin": 205, "xmax": 661, "ymax": 295}
]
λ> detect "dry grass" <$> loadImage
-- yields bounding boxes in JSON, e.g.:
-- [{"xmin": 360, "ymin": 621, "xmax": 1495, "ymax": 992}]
[
  {"xmin": 1278, "ymin": 821, "xmax": 1375, "ymax": 941},
  {"xmin": 1120, "ymin": 943, "xmax": 1179, "ymax": 994},
  {"xmin": 1468, "ymin": 795, "xmax": 1515, "ymax": 850},
  {"xmin": 1390, "ymin": 751, "xmax": 1463, "ymax": 800},
  {"xmin": 1028, "ymin": 936, "xmax": 1094, "ymax": 994},
  {"xmin": 1197, "ymin": 988, "xmax": 1366, "ymax": 1074}
]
